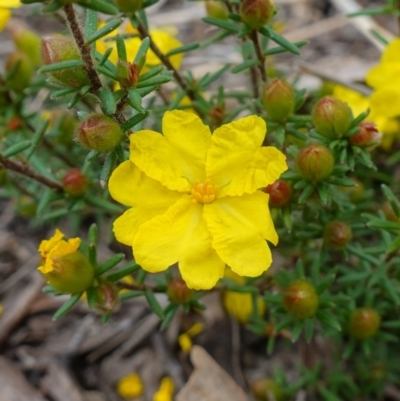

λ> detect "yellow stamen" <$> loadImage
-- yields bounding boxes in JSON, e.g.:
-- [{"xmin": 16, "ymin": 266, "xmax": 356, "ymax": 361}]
[{"xmin": 190, "ymin": 179, "xmax": 219, "ymax": 204}]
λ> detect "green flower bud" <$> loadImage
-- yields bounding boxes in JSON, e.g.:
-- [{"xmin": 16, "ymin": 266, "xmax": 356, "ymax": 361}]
[
  {"xmin": 167, "ymin": 278, "xmax": 193, "ymax": 304},
  {"xmin": 323, "ymin": 221, "xmax": 352, "ymax": 248},
  {"xmin": 348, "ymin": 308, "xmax": 380, "ymax": 340},
  {"xmin": 261, "ymin": 78, "xmax": 295, "ymax": 121},
  {"xmin": 117, "ymin": 61, "xmax": 139, "ymax": 88},
  {"xmin": 283, "ymin": 279, "xmax": 319, "ymax": 319},
  {"xmin": 240, "ymin": 0, "xmax": 274, "ymax": 30},
  {"xmin": 5, "ymin": 52, "xmax": 33, "ymax": 92},
  {"xmin": 349, "ymin": 121, "xmax": 382, "ymax": 151},
  {"xmin": 10, "ymin": 24, "xmax": 41, "ymax": 67},
  {"xmin": 115, "ymin": 0, "xmax": 143, "ymax": 13},
  {"xmin": 264, "ymin": 180, "xmax": 292, "ymax": 207},
  {"xmin": 63, "ymin": 168, "xmax": 88, "ymax": 197},
  {"xmin": 42, "ymin": 252, "xmax": 95, "ymax": 294},
  {"xmin": 41, "ymin": 35, "xmax": 90, "ymax": 88},
  {"xmin": 205, "ymin": 0, "xmax": 229, "ymax": 20},
  {"xmin": 93, "ymin": 280, "xmax": 119, "ymax": 314},
  {"xmin": 76, "ymin": 115, "xmax": 124, "ymax": 152},
  {"xmin": 312, "ymin": 96, "xmax": 352, "ymax": 139},
  {"xmin": 295, "ymin": 144, "xmax": 334, "ymax": 183},
  {"xmin": 251, "ymin": 379, "xmax": 285, "ymax": 401}
]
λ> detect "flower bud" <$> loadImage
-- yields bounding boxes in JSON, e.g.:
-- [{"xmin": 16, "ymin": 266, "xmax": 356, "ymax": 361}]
[
  {"xmin": 261, "ymin": 78, "xmax": 295, "ymax": 121},
  {"xmin": 240, "ymin": 0, "xmax": 274, "ymax": 30},
  {"xmin": 7, "ymin": 116, "xmax": 23, "ymax": 131},
  {"xmin": 312, "ymin": 96, "xmax": 352, "ymax": 139},
  {"xmin": 283, "ymin": 279, "xmax": 319, "ymax": 319},
  {"xmin": 323, "ymin": 221, "xmax": 352, "ymax": 248},
  {"xmin": 348, "ymin": 308, "xmax": 380, "ymax": 340},
  {"xmin": 349, "ymin": 121, "xmax": 382, "ymax": 150},
  {"xmin": 5, "ymin": 52, "xmax": 33, "ymax": 92},
  {"xmin": 9, "ymin": 23, "xmax": 41, "ymax": 67},
  {"xmin": 205, "ymin": 0, "xmax": 229, "ymax": 20},
  {"xmin": 63, "ymin": 168, "xmax": 88, "ymax": 197},
  {"xmin": 93, "ymin": 280, "xmax": 119, "ymax": 314},
  {"xmin": 251, "ymin": 379, "xmax": 285, "ymax": 401},
  {"xmin": 117, "ymin": 61, "xmax": 139, "ymax": 88},
  {"xmin": 41, "ymin": 35, "xmax": 90, "ymax": 88},
  {"xmin": 115, "ymin": 0, "xmax": 143, "ymax": 13},
  {"xmin": 295, "ymin": 144, "xmax": 334, "ymax": 182},
  {"xmin": 167, "ymin": 278, "xmax": 193, "ymax": 304},
  {"xmin": 264, "ymin": 180, "xmax": 292, "ymax": 207},
  {"xmin": 76, "ymin": 115, "xmax": 124, "ymax": 152}
]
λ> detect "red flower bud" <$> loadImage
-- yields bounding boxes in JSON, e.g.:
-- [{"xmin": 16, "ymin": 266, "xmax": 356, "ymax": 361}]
[
  {"xmin": 264, "ymin": 180, "xmax": 292, "ymax": 207},
  {"xmin": 41, "ymin": 35, "xmax": 90, "ymax": 88},
  {"xmin": 312, "ymin": 96, "xmax": 352, "ymax": 139},
  {"xmin": 6, "ymin": 52, "xmax": 33, "ymax": 92},
  {"xmin": 251, "ymin": 379, "xmax": 285, "ymax": 401},
  {"xmin": 262, "ymin": 78, "xmax": 295, "ymax": 121},
  {"xmin": 63, "ymin": 169, "xmax": 88, "ymax": 197},
  {"xmin": 283, "ymin": 279, "xmax": 319, "ymax": 319},
  {"xmin": 323, "ymin": 221, "xmax": 352, "ymax": 248},
  {"xmin": 7, "ymin": 116, "xmax": 23, "ymax": 131},
  {"xmin": 240, "ymin": 0, "xmax": 274, "ymax": 30},
  {"xmin": 115, "ymin": 0, "xmax": 143, "ymax": 12},
  {"xmin": 76, "ymin": 115, "xmax": 124, "ymax": 152},
  {"xmin": 117, "ymin": 61, "xmax": 139, "ymax": 88},
  {"xmin": 167, "ymin": 278, "xmax": 193, "ymax": 304},
  {"xmin": 349, "ymin": 121, "xmax": 382, "ymax": 150},
  {"xmin": 295, "ymin": 144, "xmax": 334, "ymax": 183},
  {"xmin": 93, "ymin": 280, "xmax": 119, "ymax": 314},
  {"xmin": 205, "ymin": 0, "xmax": 229, "ymax": 20},
  {"xmin": 348, "ymin": 308, "xmax": 380, "ymax": 340}
]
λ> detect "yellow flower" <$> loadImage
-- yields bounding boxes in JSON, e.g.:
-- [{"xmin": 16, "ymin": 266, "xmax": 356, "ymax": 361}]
[
  {"xmin": 0, "ymin": 0, "xmax": 20, "ymax": 32},
  {"xmin": 116, "ymin": 373, "xmax": 144, "ymax": 399},
  {"xmin": 333, "ymin": 85, "xmax": 400, "ymax": 150},
  {"xmin": 153, "ymin": 377, "xmax": 175, "ymax": 401},
  {"xmin": 97, "ymin": 22, "xmax": 183, "ymax": 70},
  {"xmin": 222, "ymin": 268, "xmax": 266, "ymax": 324},
  {"xmin": 109, "ymin": 110, "xmax": 287, "ymax": 290}
]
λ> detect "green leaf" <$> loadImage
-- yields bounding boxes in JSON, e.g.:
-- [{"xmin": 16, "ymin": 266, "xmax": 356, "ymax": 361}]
[
  {"xmin": 53, "ymin": 293, "xmax": 82, "ymax": 320},
  {"xmin": 51, "ymin": 87, "xmax": 78, "ymax": 99},
  {"xmin": 264, "ymin": 40, "xmax": 308, "ymax": 56},
  {"xmin": 259, "ymin": 27, "xmax": 300, "ymax": 55},
  {"xmin": 26, "ymin": 119, "xmax": 50, "ymax": 160},
  {"xmin": 138, "ymin": 65, "xmax": 164, "ymax": 82},
  {"xmin": 2, "ymin": 140, "xmax": 31, "ymax": 158},
  {"xmin": 316, "ymin": 312, "xmax": 341, "ymax": 332},
  {"xmin": 39, "ymin": 60, "xmax": 85, "ymax": 73},
  {"xmin": 199, "ymin": 64, "xmax": 230, "ymax": 87},
  {"xmin": 347, "ymin": 245, "xmax": 380, "ymax": 265},
  {"xmin": 202, "ymin": 16, "xmax": 240, "ymax": 32},
  {"xmin": 116, "ymin": 34, "xmax": 127, "ymax": 62},
  {"xmin": 81, "ymin": 0, "xmax": 119, "ymax": 15},
  {"xmin": 145, "ymin": 289, "xmax": 164, "ymax": 319},
  {"xmin": 85, "ymin": 9, "xmax": 98, "ymax": 42},
  {"xmin": 86, "ymin": 195, "xmax": 122, "ymax": 213},
  {"xmin": 231, "ymin": 59, "xmax": 258, "ymax": 74},
  {"xmin": 304, "ymin": 319, "xmax": 314, "ymax": 343},
  {"xmin": 100, "ymin": 151, "xmax": 117, "ymax": 187},
  {"xmin": 388, "ymin": 236, "xmax": 400, "ymax": 253},
  {"xmin": 119, "ymin": 290, "xmax": 144, "ymax": 300},
  {"xmin": 67, "ymin": 85, "xmax": 91, "ymax": 109},
  {"xmin": 160, "ymin": 304, "xmax": 179, "ymax": 330},
  {"xmin": 96, "ymin": 65, "xmax": 118, "ymax": 81},
  {"xmin": 107, "ymin": 261, "xmax": 141, "ymax": 282},
  {"xmin": 134, "ymin": 37, "xmax": 150, "ymax": 65},
  {"xmin": 127, "ymin": 88, "xmax": 144, "ymax": 112},
  {"xmin": 96, "ymin": 253, "xmax": 126, "ymax": 277},
  {"xmin": 85, "ymin": 18, "xmax": 123, "ymax": 45},
  {"xmin": 367, "ymin": 219, "xmax": 400, "ymax": 232},
  {"xmin": 348, "ymin": 6, "xmax": 390, "ymax": 17},
  {"xmin": 298, "ymin": 184, "xmax": 315, "ymax": 203},
  {"xmin": 86, "ymin": 287, "xmax": 96, "ymax": 308},
  {"xmin": 98, "ymin": 86, "xmax": 117, "ymax": 115},
  {"xmin": 135, "ymin": 71, "xmax": 173, "ymax": 88},
  {"xmin": 291, "ymin": 320, "xmax": 303, "ymax": 342},
  {"xmin": 165, "ymin": 43, "xmax": 200, "ymax": 57},
  {"xmin": 121, "ymin": 111, "xmax": 150, "ymax": 131}
]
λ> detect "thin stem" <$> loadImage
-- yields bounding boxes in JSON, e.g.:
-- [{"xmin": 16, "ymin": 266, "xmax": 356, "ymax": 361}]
[
  {"xmin": 250, "ymin": 30, "xmax": 267, "ymax": 82},
  {"xmin": 249, "ymin": 66, "xmax": 259, "ymax": 99},
  {"xmin": 0, "ymin": 155, "xmax": 63, "ymax": 191}
]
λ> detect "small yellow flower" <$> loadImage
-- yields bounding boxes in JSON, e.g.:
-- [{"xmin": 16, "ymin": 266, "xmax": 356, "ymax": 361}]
[
  {"xmin": 109, "ymin": 110, "xmax": 287, "ymax": 290},
  {"xmin": 222, "ymin": 268, "xmax": 266, "ymax": 324},
  {"xmin": 116, "ymin": 373, "xmax": 144, "ymax": 399},
  {"xmin": 0, "ymin": 0, "xmax": 20, "ymax": 32},
  {"xmin": 153, "ymin": 377, "xmax": 175, "ymax": 401}
]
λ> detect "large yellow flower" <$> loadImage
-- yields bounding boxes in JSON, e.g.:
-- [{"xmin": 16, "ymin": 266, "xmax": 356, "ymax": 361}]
[
  {"xmin": 0, "ymin": 0, "xmax": 20, "ymax": 31},
  {"xmin": 109, "ymin": 110, "xmax": 287, "ymax": 290}
]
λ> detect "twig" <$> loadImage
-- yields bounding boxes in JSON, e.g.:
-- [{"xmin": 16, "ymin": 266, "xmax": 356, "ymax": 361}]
[
  {"xmin": 0, "ymin": 155, "xmax": 63, "ymax": 191},
  {"xmin": 250, "ymin": 30, "xmax": 267, "ymax": 82}
]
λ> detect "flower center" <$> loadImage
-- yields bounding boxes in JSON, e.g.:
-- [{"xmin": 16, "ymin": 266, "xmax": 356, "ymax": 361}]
[{"xmin": 191, "ymin": 179, "xmax": 219, "ymax": 204}]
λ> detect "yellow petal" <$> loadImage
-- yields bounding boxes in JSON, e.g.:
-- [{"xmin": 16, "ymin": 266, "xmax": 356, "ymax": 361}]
[
  {"xmin": 133, "ymin": 196, "xmax": 225, "ymax": 289},
  {"xmin": 129, "ymin": 110, "xmax": 211, "ymax": 192},
  {"xmin": 369, "ymin": 88, "xmax": 400, "ymax": 118},
  {"xmin": 366, "ymin": 64, "xmax": 400, "ymax": 89},
  {"xmin": 0, "ymin": 8, "xmax": 11, "ymax": 32},
  {"xmin": 333, "ymin": 85, "xmax": 370, "ymax": 117},
  {"xmin": 382, "ymin": 39, "xmax": 400, "ymax": 63},
  {"xmin": 38, "ymin": 228, "xmax": 65, "ymax": 257},
  {"xmin": 206, "ymin": 116, "xmax": 287, "ymax": 197},
  {"xmin": 1, "ymin": 0, "xmax": 20, "ymax": 8},
  {"xmin": 204, "ymin": 191, "xmax": 277, "ymax": 277}
]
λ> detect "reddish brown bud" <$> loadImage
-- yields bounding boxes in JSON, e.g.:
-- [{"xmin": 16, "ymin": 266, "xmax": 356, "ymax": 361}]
[
  {"xmin": 205, "ymin": 0, "xmax": 229, "ymax": 20},
  {"xmin": 41, "ymin": 35, "xmax": 90, "ymax": 88},
  {"xmin": 167, "ymin": 278, "xmax": 193, "ymax": 304},
  {"xmin": 264, "ymin": 180, "xmax": 292, "ymax": 207},
  {"xmin": 76, "ymin": 115, "xmax": 124, "ymax": 152},
  {"xmin": 295, "ymin": 144, "xmax": 334, "ymax": 183},
  {"xmin": 6, "ymin": 52, "xmax": 33, "ymax": 92},
  {"xmin": 210, "ymin": 105, "xmax": 225, "ymax": 126},
  {"xmin": 261, "ymin": 78, "xmax": 295, "ymax": 121},
  {"xmin": 283, "ymin": 279, "xmax": 319, "ymax": 319},
  {"xmin": 348, "ymin": 308, "xmax": 380, "ymax": 340},
  {"xmin": 117, "ymin": 61, "xmax": 139, "ymax": 88},
  {"xmin": 323, "ymin": 221, "xmax": 352, "ymax": 248},
  {"xmin": 312, "ymin": 96, "xmax": 352, "ymax": 139},
  {"xmin": 349, "ymin": 121, "xmax": 382, "ymax": 150},
  {"xmin": 63, "ymin": 169, "xmax": 88, "ymax": 197},
  {"xmin": 240, "ymin": 0, "xmax": 274, "ymax": 30},
  {"xmin": 251, "ymin": 379, "xmax": 285, "ymax": 401},
  {"xmin": 7, "ymin": 116, "xmax": 23, "ymax": 131},
  {"xmin": 93, "ymin": 280, "xmax": 119, "ymax": 314}
]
